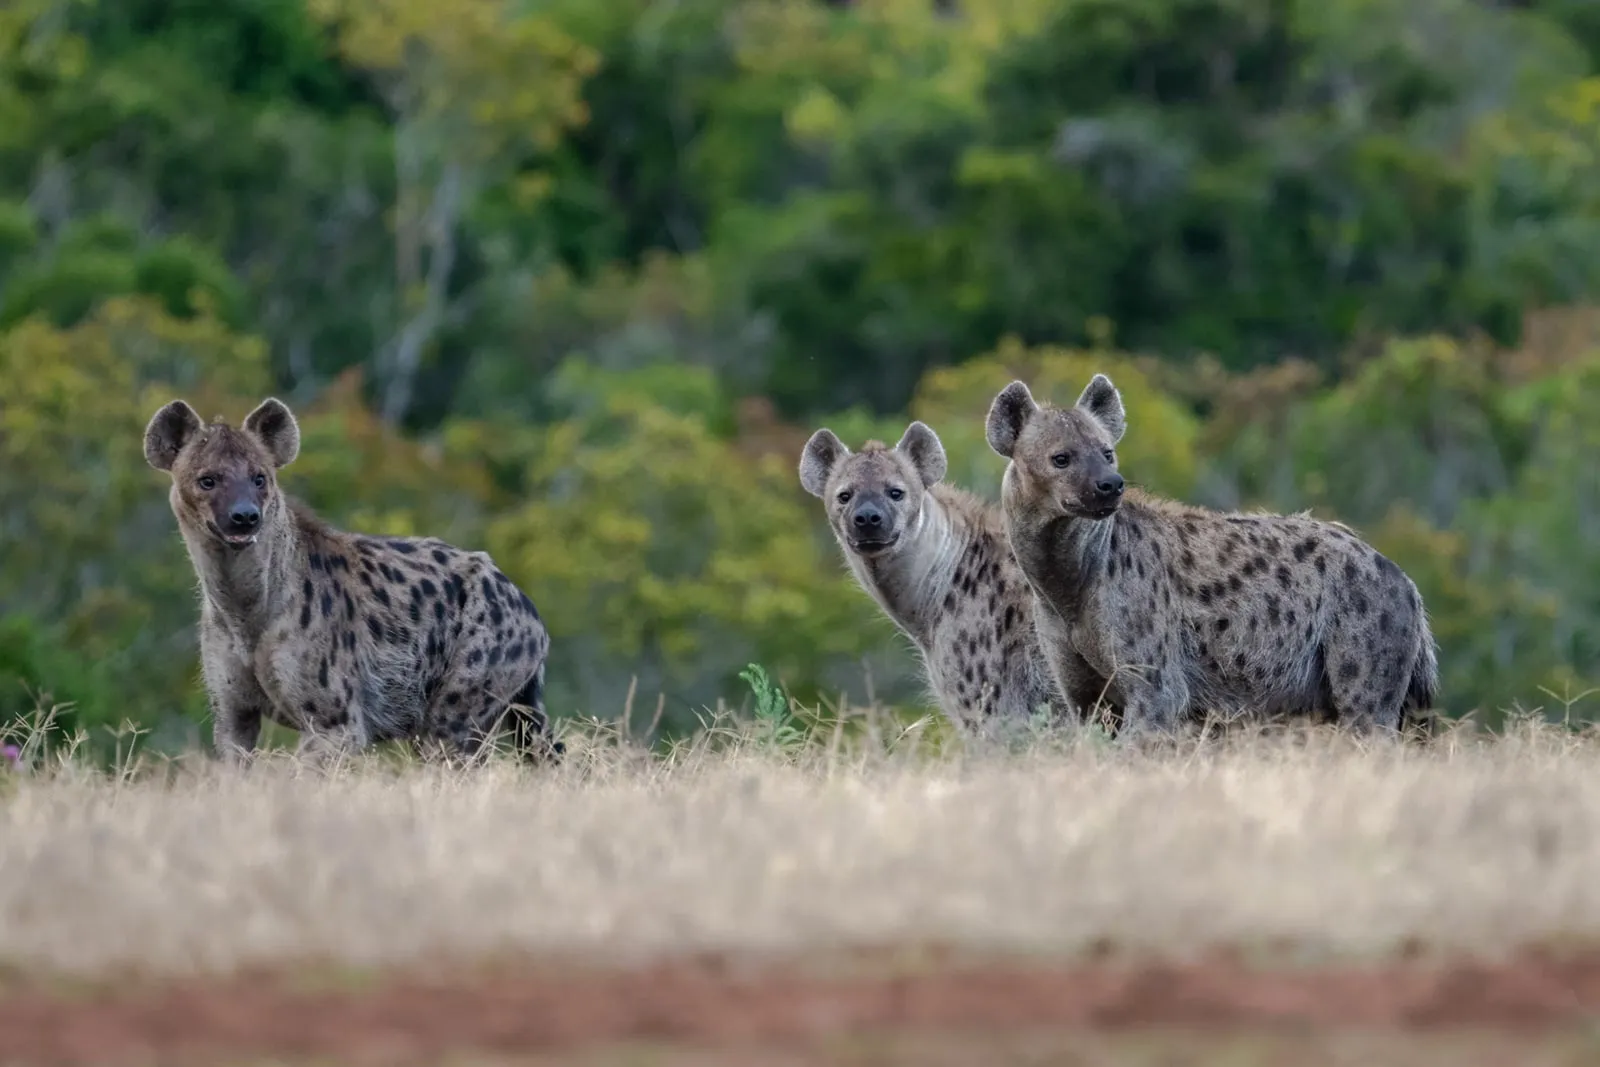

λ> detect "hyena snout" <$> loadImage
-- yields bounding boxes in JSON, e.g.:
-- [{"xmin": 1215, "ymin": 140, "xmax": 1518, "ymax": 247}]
[
  {"xmin": 1063, "ymin": 461, "xmax": 1123, "ymax": 519},
  {"xmin": 226, "ymin": 499, "xmax": 261, "ymax": 533},
  {"xmin": 1092, "ymin": 472, "xmax": 1125, "ymax": 505},
  {"xmin": 847, "ymin": 495, "xmax": 899, "ymax": 552}
]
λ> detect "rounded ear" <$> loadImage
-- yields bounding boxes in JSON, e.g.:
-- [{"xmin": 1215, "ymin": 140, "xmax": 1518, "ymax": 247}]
[
  {"xmin": 986, "ymin": 381, "xmax": 1037, "ymax": 459},
  {"xmin": 1075, "ymin": 373, "xmax": 1126, "ymax": 443},
  {"xmin": 144, "ymin": 400, "xmax": 203, "ymax": 472},
  {"xmin": 895, "ymin": 420, "xmax": 947, "ymax": 488},
  {"xmin": 799, "ymin": 428, "xmax": 849, "ymax": 498},
  {"xmin": 242, "ymin": 397, "xmax": 300, "ymax": 469}
]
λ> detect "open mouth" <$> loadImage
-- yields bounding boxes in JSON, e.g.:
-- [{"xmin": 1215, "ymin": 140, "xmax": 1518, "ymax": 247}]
[
  {"xmin": 849, "ymin": 533, "xmax": 900, "ymax": 555},
  {"xmin": 208, "ymin": 522, "xmax": 258, "ymax": 549}
]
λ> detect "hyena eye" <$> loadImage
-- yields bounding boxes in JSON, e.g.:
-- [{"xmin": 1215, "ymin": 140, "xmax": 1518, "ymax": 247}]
[
  {"xmin": 1050, "ymin": 453, "xmax": 1071, "ymax": 469},
  {"xmin": 252, "ymin": 473, "xmax": 266, "ymax": 488},
  {"xmin": 1102, "ymin": 449, "xmax": 1115, "ymax": 463},
  {"xmin": 837, "ymin": 490, "xmax": 853, "ymax": 504},
  {"xmin": 198, "ymin": 476, "xmax": 217, "ymax": 491},
  {"xmin": 887, "ymin": 487, "xmax": 905, "ymax": 501}
]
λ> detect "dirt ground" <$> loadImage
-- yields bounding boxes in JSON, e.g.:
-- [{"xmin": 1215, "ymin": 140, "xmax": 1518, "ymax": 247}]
[{"xmin": 8, "ymin": 949, "xmax": 1600, "ymax": 1067}]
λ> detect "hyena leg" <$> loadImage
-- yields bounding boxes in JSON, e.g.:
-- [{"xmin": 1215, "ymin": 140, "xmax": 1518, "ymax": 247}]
[
  {"xmin": 1110, "ymin": 659, "xmax": 1190, "ymax": 742},
  {"xmin": 201, "ymin": 639, "xmax": 266, "ymax": 767},
  {"xmin": 293, "ymin": 720, "xmax": 365, "ymax": 769},
  {"xmin": 1323, "ymin": 635, "xmax": 1407, "ymax": 735}
]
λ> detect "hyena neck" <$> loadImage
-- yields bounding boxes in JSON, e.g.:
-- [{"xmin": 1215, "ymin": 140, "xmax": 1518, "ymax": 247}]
[
  {"xmin": 849, "ymin": 489, "xmax": 969, "ymax": 646},
  {"xmin": 1002, "ymin": 476, "xmax": 1114, "ymax": 619},
  {"xmin": 185, "ymin": 503, "xmax": 303, "ymax": 641}
]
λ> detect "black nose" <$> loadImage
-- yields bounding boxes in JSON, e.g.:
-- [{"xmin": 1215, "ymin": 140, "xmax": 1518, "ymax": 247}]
[
  {"xmin": 1096, "ymin": 474, "xmax": 1125, "ymax": 498},
  {"xmin": 851, "ymin": 502, "xmax": 884, "ymax": 529},
  {"xmin": 229, "ymin": 503, "xmax": 261, "ymax": 530}
]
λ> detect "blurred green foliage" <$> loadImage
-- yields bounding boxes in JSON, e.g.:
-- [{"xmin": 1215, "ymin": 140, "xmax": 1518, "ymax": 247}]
[{"xmin": 1, "ymin": 0, "xmax": 1598, "ymax": 748}]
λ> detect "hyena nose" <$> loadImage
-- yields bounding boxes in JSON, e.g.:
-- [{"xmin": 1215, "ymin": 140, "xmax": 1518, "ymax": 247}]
[
  {"xmin": 1096, "ymin": 474, "xmax": 1125, "ymax": 498},
  {"xmin": 852, "ymin": 503, "xmax": 884, "ymax": 529},
  {"xmin": 229, "ymin": 503, "xmax": 261, "ymax": 530}
]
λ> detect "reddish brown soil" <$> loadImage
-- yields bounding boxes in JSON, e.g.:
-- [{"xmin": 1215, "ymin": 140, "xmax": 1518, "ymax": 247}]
[{"xmin": 6, "ymin": 949, "xmax": 1600, "ymax": 1066}]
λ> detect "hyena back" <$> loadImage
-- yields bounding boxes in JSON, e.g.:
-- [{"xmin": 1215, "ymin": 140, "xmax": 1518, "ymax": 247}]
[
  {"xmin": 145, "ymin": 397, "xmax": 562, "ymax": 766},
  {"xmin": 800, "ymin": 420, "xmax": 1067, "ymax": 733},
  {"xmin": 986, "ymin": 375, "xmax": 1439, "ymax": 736}
]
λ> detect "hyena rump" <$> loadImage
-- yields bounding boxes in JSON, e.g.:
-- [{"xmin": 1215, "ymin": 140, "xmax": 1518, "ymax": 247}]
[
  {"xmin": 985, "ymin": 375, "xmax": 1439, "ymax": 736},
  {"xmin": 800, "ymin": 421, "xmax": 1067, "ymax": 732},
  {"xmin": 145, "ymin": 397, "xmax": 562, "ymax": 765}
]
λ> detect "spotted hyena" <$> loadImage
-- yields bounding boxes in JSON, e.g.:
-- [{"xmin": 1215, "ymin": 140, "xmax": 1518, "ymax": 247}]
[
  {"xmin": 800, "ymin": 421, "xmax": 1068, "ymax": 733},
  {"xmin": 144, "ymin": 397, "xmax": 562, "ymax": 766},
  {"xmin": 985, "ymin": 375, "xmax": 1439, "ymax": 737}
]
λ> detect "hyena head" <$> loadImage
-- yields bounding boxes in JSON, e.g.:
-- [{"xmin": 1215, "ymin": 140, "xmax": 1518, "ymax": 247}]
[
  {"xmin": 144, "ymin": 397, "xmax": 301, "ymax": 550},
  {"xmin": 986, "ymin": 375, "xmax": 1127, "ymax": 520},
  {"xmin": 799, "ymin": 421, "xmax": 947, "ymax": 559}
]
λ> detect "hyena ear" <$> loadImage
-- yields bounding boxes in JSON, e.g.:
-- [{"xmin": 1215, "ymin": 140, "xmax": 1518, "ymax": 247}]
[
  {"xmin": 986, "ymin": 381, "xmax": 1037, "ymax": 459},
  {"xmin": 895, "ymin": 421, "xmax": 947, "ymax": 488},
  {"xmin": 242, "ymin": 397, "xmax": 301, "ymax": 469},
  {"xmin": 1076, "ymin": 373, "xmax": 1126, "ymax": 444},
  {"xmin": 799, "ymin": 428, "xmax": 849, "ymax": 498},
  {"xmin": 144, "ymin": 400, "xmax": 203, "ymax": 472}
]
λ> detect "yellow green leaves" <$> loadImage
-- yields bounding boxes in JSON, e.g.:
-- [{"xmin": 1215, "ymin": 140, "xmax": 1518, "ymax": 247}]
[{"xmin": 306, "ymin": 0, "xmax": 597, "ymax": 161}]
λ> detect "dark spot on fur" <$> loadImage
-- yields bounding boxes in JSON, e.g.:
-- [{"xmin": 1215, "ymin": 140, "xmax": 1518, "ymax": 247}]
[
  {"xmin": 1344, "ymin": 559, "xmax": 1359, "ymax": 583},
  {"xmin": 375, "ymin": 588, "xmax": 391, "ymax": 608},
  {"xmin": 1197, "ymin": 584, "xmax": 1214, "ymax": 606},
  {"xmin": 344, "ymin": 630, "xmax": 355, "ymax": 651},
  {"xmin": 468, "ymin": 648, "xmax": 484, "ymax": 667},
  {"xmin": 309, "ymin": 553, "xmax": 324, "ymax": 573},
  {"xmin": 1181, "ymin": 550, "xmax": 1196, "ymax": 569},
  {"xmin": 318, "ymin": 658, "xmax": 329, "ymax": 689},
  {"xmin": 1352, "ymin": 592, "xmax": 1370, "ymax": 616},
  {"xmin": 1215, "ymin": 618, "xmax": 1231, "ymax": 634},
  {"xmin": 433, "ymin": 600, "xmax": 447, "ymax": 623},
  {"xmin": 1338, "ymin": 661, "xmax": 1360, "ymax": 681},
  {"xmin": 1233, "ymin": 652, "xmax": 1248, "ymax": 669},
  {"xmin": 1108, "ymin": 558, "xmax": 1118, "ymax": 579},
  {"xmin": 320, "ymin": 590, "xmax": 333, "ymax": 618},
  {"xmin": 1276, "ymin": 565, "xmax": 1292, "ymax": 590},
  {"xmin": 1315, "ymin": 556, "xmax": 1327, "ymax": 575},
  {"xmin": 300, "ymin": 579, "xmax": 313, "ymax": 629},
  {"xmin": 389, "ymin": 540, "xmax": 417, "ymax": 554},
  {"xmin": 432, "ymin": 549, "xmax": 450, "ymax": 565},
  {"xmin": 1379, "ymin": 610, "xmax": 1393, "ymax": 634},
  {"xmin": 418, "ymin": 578, "xmax": 438, "ymax": 598},
  {"xmin": 1228, "ymin": 574, "xmax": 1242, "ymax": 592},
  {"xmin": 366, "ymin": 616, "xmax": 382, "ymax": 641},
  {"xmin": 1293, "ymin": 538, "xmax": 1317, "ymax": 562},
  {"xmin": 445, "ymin": 692, "xmax": 461, "ymax": 706}
]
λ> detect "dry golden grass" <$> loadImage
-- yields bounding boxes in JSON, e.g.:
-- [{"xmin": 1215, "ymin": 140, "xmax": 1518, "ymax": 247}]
[{"xmin": 2, "ymin": 711, "xmax": 1599, "ymax": 979}]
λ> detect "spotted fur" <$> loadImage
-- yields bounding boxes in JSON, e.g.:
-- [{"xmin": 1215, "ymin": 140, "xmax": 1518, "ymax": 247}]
[
  {"xmin": 145, "ymin": 397, "xmax": 561, "ymax": 766},
  {"xmin": 986, "ymin": 376, "xmax": 1440, "ymax": 737},
  {"xmin": 800, "ymin": 421, "xmax": 1068, "ymax": 733}
]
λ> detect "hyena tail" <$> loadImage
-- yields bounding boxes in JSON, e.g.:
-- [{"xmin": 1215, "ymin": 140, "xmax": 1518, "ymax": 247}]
[
  {"xmin": 510, "ymin": 663, "xmax": 565, "ymax": 765},
  {"xmin": 1400, "ymin": 628, "xmax": 1441, "ymax": 740}
]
